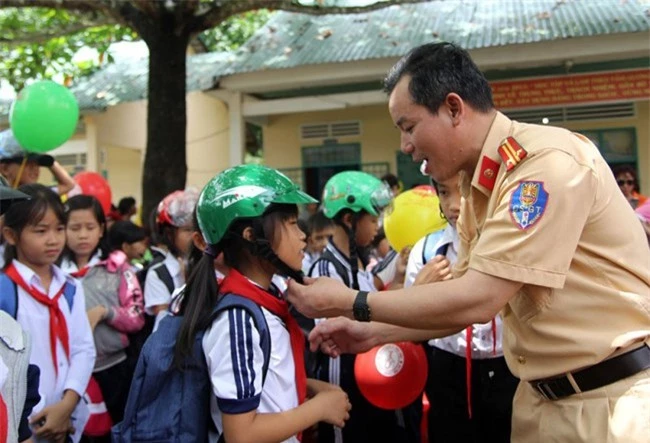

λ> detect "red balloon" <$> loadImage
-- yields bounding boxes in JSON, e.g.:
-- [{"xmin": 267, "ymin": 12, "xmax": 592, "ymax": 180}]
[
  {"xmin": 73, "ymin": 171, "xmax": 112, "ymax": 215},
  {"xmin": 354, "ymin": 342, "xmax": 428, "ymax": 410}
]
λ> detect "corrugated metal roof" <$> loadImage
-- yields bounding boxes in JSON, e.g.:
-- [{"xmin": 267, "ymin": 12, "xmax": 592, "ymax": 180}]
[
  {"xmin": 2, "ymin": 0, "xmax": 647, "ymax": 119},
  {"xmin": 69, "ymin": 51, "xmax": 240, "ymax": 111},
  {"xmin": 229, "ymin": 0, "xmax": 649, "ymax": 73}
]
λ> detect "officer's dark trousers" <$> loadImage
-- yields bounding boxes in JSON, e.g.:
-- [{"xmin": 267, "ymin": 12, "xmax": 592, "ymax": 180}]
[{"xmin": 425, "ymin": 347, "xmax": 518, "ymax": 443}]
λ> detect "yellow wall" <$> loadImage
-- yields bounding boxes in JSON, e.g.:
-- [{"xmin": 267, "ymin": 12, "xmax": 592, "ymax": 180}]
[
  {"xmin": 186, "ymin": 91, "xmax": 231, "ymax": 189},
  {"xmin": 89, "ymin": 91, "xmax": 230, "ymax": 205},
  {"xmin": 559, "ymin": 100, "xmax": 649, "ymax": 195},
  {"xmin": 104, "ymin": 146, "xmax": 142, "ymax": 203},
  {"xmin": 263, "ymin": 104, "xmax": 398, "ymax": 171},
  {"xmin": 263, "ymin": 100, "xmax": 649, "ymax": 194},
  {"xmin": 93, "ymin": 101, "xmax": 146, "ymax": 205}
]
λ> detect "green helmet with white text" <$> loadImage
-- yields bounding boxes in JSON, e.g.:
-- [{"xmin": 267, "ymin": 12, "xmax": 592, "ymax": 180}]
[
  {"xmin": 321, "ymin": 171, "xmax": 392, "ymax": 219},
  {"xmin": 197, "ymin": 164, "xmax": 317, "ymax": 246}
]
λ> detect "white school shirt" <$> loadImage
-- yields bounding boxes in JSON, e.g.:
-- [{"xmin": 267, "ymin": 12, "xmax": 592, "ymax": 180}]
[
  {"xmin": 371, "ymin": 248, "xmax": 399, "ymax": 289},
  {"xmin": 308, "ymin": 242, "xmax": 379, "ymax": 443},
  {"xmin": 144, "ymin": 252, "xmax": 184, "ymax": 329},
  {"xmin": 203, "ymin": 280, "xmax": 299, "ymax": 443},
  {"xmin": 310, "ymin": 242, "xmax": 377, "ymax": 293},
  {"xmin": 404, "ymin": 225, "xmax": 504, "ymax": 359},
  {"xmin": 59, "ymin": 251, "xmax": 102, "ymax": 276},
  {"xmin": 301, "ymin": 250, "xmax": 321, "ymax": 275},
  {"xmin": 12, "ymin": 260, "xmax": 96, "ymax": 442},
  {"xmin": 309, "ymin": 240, "xmax": 377, "ymax": 344}
]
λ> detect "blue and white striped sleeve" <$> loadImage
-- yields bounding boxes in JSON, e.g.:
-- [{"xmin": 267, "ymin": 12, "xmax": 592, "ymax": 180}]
[
  {"xmin": 203, "ymin": 307, "xmax": 265, "ymax": 414},
  {"xmin": 308, "ymin": 259, "xmax": 341, "ymax": 282}
]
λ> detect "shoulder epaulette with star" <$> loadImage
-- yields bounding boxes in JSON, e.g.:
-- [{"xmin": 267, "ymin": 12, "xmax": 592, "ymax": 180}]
[{"xmin": 497, "ymin": 137, "xmax": 528, "ymax": 172}]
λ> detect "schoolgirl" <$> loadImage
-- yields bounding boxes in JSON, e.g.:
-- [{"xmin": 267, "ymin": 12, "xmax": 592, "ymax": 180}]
[
  {"xmin": 1, "ymin": 184, "xmax": 95, "ymax": 442},
  {"xmin": 175, "ymin": 164, "xmax": 351, "ymax": 442}
]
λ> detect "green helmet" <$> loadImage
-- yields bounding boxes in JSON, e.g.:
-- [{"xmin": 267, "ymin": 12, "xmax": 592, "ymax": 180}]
[
  {"xmin": 322, "ymin": 171, "xmax": 393, "ymax": 219},
  {"xmin": 197, "ymin": 164, "xmax": 317, "ymax": 245}
]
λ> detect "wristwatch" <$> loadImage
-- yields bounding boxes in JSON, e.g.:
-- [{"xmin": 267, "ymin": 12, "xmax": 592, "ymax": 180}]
[{"xmin": 352, "ymin": 291, "xmax": 371, "ymax": 322}]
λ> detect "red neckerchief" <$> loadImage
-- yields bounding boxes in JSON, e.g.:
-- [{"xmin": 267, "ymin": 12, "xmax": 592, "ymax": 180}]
[
  {"xmin": 71, "ymin": 266, "xmax": 90, "ymax": 279},
  {"xmin": 0, "ymin": 393, "xmax": 7, "ymax": 443},
  {"xmin": 464, "ymin": 319, "xmax": 497, "ymax": 419},
  {"xmin": 219, "ymin": 270, "xmax": 307, "ymax": 411},
  {"xmin": 6, "ymin": 263, "xmax": 70, "ymax": 375}
]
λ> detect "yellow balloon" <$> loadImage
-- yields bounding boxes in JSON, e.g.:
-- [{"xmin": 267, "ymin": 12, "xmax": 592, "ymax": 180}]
[{"xmin": 383, "ymin": 186, "xmax": 447, "ymax": 251}]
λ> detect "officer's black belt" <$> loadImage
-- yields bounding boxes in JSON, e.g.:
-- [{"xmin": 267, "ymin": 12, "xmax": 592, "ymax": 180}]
[{"xmin": 531, "ymin": 343, "xmax": 650, "ymax": 401}]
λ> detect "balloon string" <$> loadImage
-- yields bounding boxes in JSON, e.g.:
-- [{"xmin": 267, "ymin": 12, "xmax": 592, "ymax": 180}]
[{"xmin": 13, "ymin": 157, "xmax": 27, "ymax": 189}]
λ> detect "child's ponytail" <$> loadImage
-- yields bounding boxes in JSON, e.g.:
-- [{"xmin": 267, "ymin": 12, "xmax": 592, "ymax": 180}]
[{"xmin": 173, "ymin": 248, "xmax": 221, "ymax": 368}]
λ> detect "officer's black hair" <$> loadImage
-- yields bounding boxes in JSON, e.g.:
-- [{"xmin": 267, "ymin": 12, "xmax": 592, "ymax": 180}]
[{"xmin": 384, "ymin": 42, "xmax": 494, "ymax": 114}]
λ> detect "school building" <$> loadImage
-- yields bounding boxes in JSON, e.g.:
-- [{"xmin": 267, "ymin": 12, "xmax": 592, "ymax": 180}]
[{"xmin": 2, "ymin": 0, "xmax": 648, "ymax": 203}]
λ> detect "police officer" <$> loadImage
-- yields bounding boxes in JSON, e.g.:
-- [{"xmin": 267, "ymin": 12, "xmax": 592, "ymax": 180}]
[{"xmin": 287, "ymin": 42, "xmax": 650, "ymax": 442}]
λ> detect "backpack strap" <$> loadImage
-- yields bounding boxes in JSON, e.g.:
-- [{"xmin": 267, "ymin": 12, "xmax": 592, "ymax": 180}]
[
  {"xmin": 0, "ymin": 272, "xmax": 18, "ymax": 318},
  {"xmin": 62, "ymin": 281, "xmax": 76, "ymax": 312},
  {"xmin": 309, "ymin": 249, "xmax": 350, "ymax": 287},
  {"xmin": 421, "ymin": 229, "xmax": 448, "ymax": 264},
  {"xmin": 211, "ymin": 294, "xmax": 272, "ymax": 383},
  {"xmin": 0, "ymin": 273, "xmax": 75, "ymax": 318},
  {"xmin": 154, "ymin": 264, "xmax": 175, "ymax": 295}
]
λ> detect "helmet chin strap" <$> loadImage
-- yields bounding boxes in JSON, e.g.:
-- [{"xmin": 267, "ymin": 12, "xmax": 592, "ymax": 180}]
[
  {"xmin": 335, "ymin": 215, "xmax": 361, "ymax": 291},
  {"xmin": 249, "ymin": 218, "xmax": 305, "ymax": 284}
]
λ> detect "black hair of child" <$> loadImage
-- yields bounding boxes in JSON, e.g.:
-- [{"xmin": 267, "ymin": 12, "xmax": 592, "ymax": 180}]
[
  {"xmin": 173, "ymin": 203, "xmax": 298, "ymax": 368},
  {"xmin": 118, "ymin": 196, "xmax": 137, "ymax": 216},
  {"xmin": 307, "ymin": 210, "xmax": 334, "ymax": 236},
  {"xmin": 61, "ymin": 195, "xmax": 110, "ymax": 263},
  {"xmin": 108, "ymin": 220, "xmax": 146, "ymax": 253},
  {"xmin": 2, "ymin": 184, "xmax": 66, "ymax": 268}
]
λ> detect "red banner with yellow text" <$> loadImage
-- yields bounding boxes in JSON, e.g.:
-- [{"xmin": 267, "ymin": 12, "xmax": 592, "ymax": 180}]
[{"xmin": 491, "ymin": 69, "xmax": 649, "ymax": 109}]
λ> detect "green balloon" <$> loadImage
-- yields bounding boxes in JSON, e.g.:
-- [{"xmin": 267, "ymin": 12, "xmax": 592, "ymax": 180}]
[{"xmin": 9, "ymin": 80, "xmax": 79, "ymax": 153}]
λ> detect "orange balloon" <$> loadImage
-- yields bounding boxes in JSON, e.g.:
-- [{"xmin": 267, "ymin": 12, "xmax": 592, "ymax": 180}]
[{"xmin": 354, "ymin": 342, "xmax": 428, "ymax": 410}]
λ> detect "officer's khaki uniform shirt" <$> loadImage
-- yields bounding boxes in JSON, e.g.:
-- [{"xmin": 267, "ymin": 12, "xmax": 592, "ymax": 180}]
[{"xmin": 454, "ymin": 111, "xmax": 650, "ymax": 382}]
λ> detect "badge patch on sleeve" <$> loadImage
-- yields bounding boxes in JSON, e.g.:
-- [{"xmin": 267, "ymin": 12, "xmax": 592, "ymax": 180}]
[{"xmin": 509, "ymin": 181, "xmax": 548, "ymax": 230}]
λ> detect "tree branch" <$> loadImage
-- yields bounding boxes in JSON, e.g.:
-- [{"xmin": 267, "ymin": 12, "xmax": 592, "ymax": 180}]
[
  {"xmin": 189, "ymin": 0, "xmax": 430, "ymax": 34},
  {"xmin": 110, "ymin": 0, "xmax": 156, "ymax": 42},
  {"xmin": 1, "ymin": 17, "xmax": 118, "ymax": 43},
  {"xmin": 0, "ymin": 0, "xmax": 103, "ymax": 12}
]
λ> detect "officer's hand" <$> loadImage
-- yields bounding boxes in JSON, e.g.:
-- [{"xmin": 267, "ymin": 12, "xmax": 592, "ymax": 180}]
[
  {"xmin": 308, "ymin": 317, "xmax": 378, "ymax": 357},
  {"xmin": 413, "ymin": 255, "xmax": 452, "ymax": 285},
  {"xmin": 287, "ymin": 277, "xmax": 356, "ymax": 319}
]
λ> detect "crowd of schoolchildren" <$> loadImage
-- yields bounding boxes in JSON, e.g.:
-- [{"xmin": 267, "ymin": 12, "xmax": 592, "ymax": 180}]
[{"xmin": 1, "ymin": 128, "xmax": 648, "ymax": 443}]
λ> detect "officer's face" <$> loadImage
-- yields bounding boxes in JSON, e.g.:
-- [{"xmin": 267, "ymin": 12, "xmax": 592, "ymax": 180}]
[{"xmin": 389, "ymin": 75, "xmax": 462, "ymax": 183}]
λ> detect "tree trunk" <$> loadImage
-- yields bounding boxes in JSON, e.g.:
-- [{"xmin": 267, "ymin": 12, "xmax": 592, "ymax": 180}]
[{"xmin": 141, "ymin": 21, "xmax": 189, "ymax": 226}]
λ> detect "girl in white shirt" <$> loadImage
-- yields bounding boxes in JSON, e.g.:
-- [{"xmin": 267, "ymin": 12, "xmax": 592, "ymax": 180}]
[
  {"xmin": 144, "ymin": 188, "xmax": 197, "ymax": 329},
  {"xmin": 59, "ymin": 195, "xmax": 107, "ymax": 279},
  {"xmin": 1, "ymin": 184, "xmax": 96, "ymax": 443},
  {"xmin": 404, "ymin": 175, "xmax": 518, "ymax": 443},
  {"xmin": 174, "ymin": 165, "xmax": 351, "ymax": 442}
]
